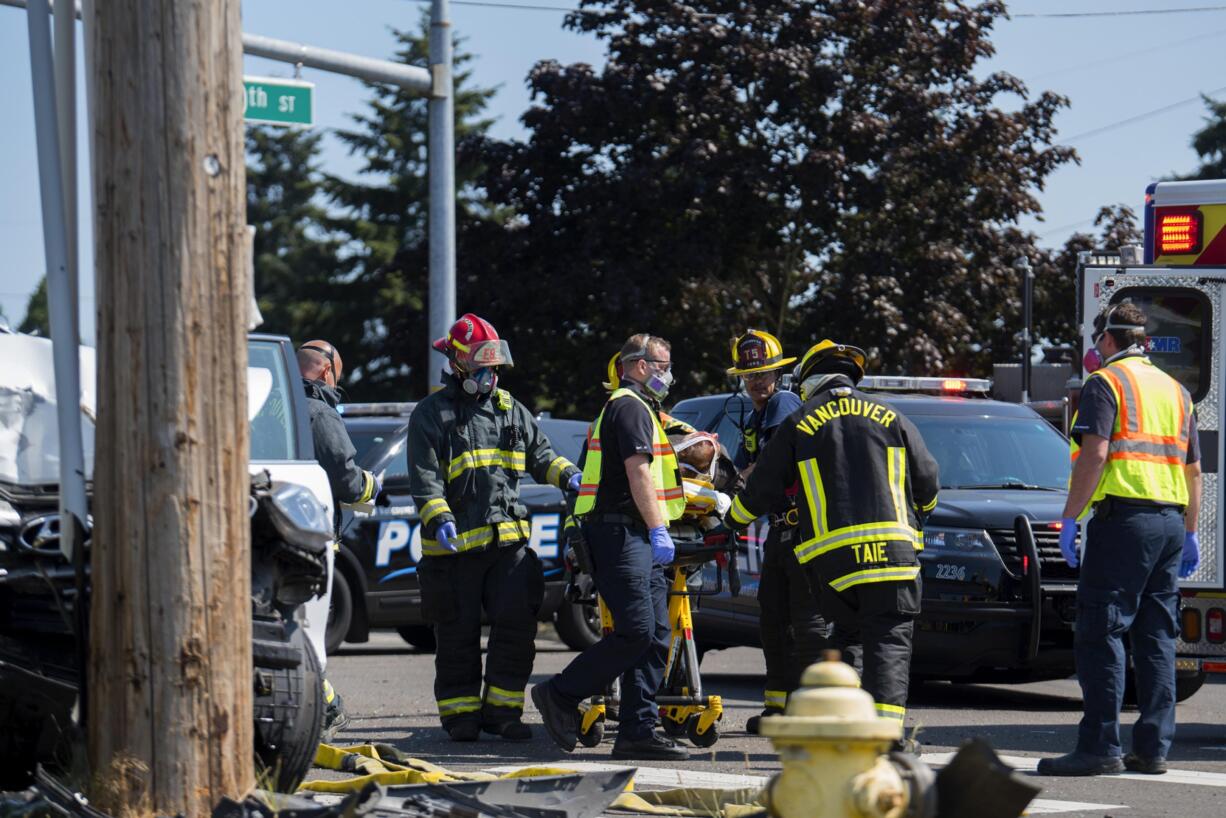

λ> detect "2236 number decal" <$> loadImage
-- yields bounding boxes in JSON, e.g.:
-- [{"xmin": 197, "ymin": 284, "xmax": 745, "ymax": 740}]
[{"xmin": 934, "ymin": 563, "xmax": 967, "ymax": 581}]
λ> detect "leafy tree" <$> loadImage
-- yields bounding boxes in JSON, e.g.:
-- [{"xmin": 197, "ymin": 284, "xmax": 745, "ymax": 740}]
[
  {"xmin": 327, "ymin": 14, "xmax": 497, "ymax": 400},
  {"xmin": 1178, "ymin": 95, "xmax": 1226, "ymax": 181},
  {"xmin": 474, "ymin": 0, "xmax": 1074, "ymax": 415},
  {"xmin": 18, "ymin": 277, "xmax": 49, "ymax": 336},
  {"xmin": 246, "ymin": 126, "xmax": 360, "ymax": 366}
]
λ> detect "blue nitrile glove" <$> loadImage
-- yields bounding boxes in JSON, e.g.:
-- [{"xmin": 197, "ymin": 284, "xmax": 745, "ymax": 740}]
[
  {"xmin": 1059, "ymin": 517, "xmax": 1079, "ymax": 568},
  {"xmin": 648, "ymin": 525, "xmax": 675, "ymax": 566},
  {"xmin": 1181, "ymin": 531, "xmax": 1201, "ymax": 579},
  {"xmin": 436, "ymin": 521, "xmax": 459, "ymax": 553},
  {"xmin": 567, "ymin": 472, "xmax": 582, "ymax": 493}
]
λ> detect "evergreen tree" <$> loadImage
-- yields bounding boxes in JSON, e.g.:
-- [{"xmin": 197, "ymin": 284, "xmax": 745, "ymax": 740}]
[
  {"xmin": 18, "ymin": 277, "xmax": 49, "ymax": 336},
  {"xmin": 1179, "ymin": 96, "xmax": 1226, "ymax": 180},
  {"xmin": 327, "ymin": 13, "xmax": 497, "ymax": 400}
]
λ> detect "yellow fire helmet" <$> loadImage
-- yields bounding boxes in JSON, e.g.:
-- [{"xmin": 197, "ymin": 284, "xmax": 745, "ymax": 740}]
[
  {"xmin": 794, "ymin": 339, "xmax": 868, "ymax": 384},
  {"xmin": 727, "ymin": 329, "xmax": 797, "ymax": 376}
]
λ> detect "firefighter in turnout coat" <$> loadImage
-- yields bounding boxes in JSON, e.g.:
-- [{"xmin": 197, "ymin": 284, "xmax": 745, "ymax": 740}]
[
  {"xmin": 726, "ymin": 340, "xmax": 939, "ymax": 738},
  {"xmin": 408, "ymin": 314, "xmax": 580, "ymax": 742}
]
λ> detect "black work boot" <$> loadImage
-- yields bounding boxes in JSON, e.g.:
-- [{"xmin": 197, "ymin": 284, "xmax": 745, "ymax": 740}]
[
  {"xmin": 446, "ymin": 719, "xmax": 481, "ymax": 742},
  {"xmin": 745, "ymin": 708, "xmax": 784, "ymax": 735},
  {"xmin": 1036, "ymin": 751, "xmax": 1123, "ymax": 776},
  {"xmin": 482, "ymin": 719, "xmax": 533, "ymax": 741},
  {"xmin": 531, "ymin": 682, "xmax": 578, "ymax": 752},
  {"xmin": 1124, "ymin": 753, "xmax": 1168, "ymax": 774},
  {"xmin": 612, "ymin": 730, "xmax": 688, "ymax": 760},
  {"xmin": 321, "ymin": 687, "xmax": 350, "ymax": 742}
]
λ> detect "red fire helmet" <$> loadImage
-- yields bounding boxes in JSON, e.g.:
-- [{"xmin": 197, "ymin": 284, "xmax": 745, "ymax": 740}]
[{"xmin": 432, "ymin": 313, "xmax": 514, "ymax": 370}]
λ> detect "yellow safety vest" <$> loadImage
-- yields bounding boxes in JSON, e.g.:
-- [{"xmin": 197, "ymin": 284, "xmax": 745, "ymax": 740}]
[
  {"xmin": 1070, "ymin": 355, "xmax": 1193, "ymax": 515},
  {"xmin": 575, "ymin": 388, "xmax": 686, "ymax": 522}
]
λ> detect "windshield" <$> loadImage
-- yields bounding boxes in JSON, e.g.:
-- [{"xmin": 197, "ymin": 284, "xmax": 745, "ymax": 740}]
[
  {"xmin": 350, "ymin": 425, "xmax": 409, "ymax": 477},
  {"xmin": 911, "ymin": 414, "xmax": 1070, "ymax": 491}
]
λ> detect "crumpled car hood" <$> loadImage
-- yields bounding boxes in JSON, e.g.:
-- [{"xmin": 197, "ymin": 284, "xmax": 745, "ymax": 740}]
[{"xmin": 0, "ymin": 333, "xmax": 96, "ymax": 487}]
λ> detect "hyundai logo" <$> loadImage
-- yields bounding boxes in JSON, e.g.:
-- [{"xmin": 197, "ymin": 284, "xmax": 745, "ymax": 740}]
[
  {"xmin": 17, "ymin": 514, "xmax": 92, "ymax": 555},
  {"xmin": 18, "ymin": 515, "xmax": 61, "ymax": 553}
]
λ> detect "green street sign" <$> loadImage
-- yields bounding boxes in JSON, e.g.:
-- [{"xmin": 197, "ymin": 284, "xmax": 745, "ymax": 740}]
[{"xmin": 243, "ymin": 76, "xmax": 313, "ymax": 127}]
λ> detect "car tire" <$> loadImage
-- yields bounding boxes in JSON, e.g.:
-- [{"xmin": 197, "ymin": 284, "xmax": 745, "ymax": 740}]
[
  {"xmin": 326, "ymin": 569, "xmax": 353, "ymax": 655},
  {"xmin": 398, "ymin": 625, "xmax": 437, "ymax": 652},
  {"xmin": 1175, "ymin": 670, "xmax": 1207, "ymax": 702},
  {"xmin": 555, "ymin": 600, "xmax": 601, "ymax": 651},
  {"xmin": 1122, "ymin": 667, "xmax": 1206, "ymax": 705},
  {"xmin": 254, "ymin": 627, "xmax": 325, "ymax": 793}
]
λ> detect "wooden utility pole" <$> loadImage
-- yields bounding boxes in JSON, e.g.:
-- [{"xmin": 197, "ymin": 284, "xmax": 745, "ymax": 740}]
[{"xmin": 89, "ymin": 1, "xmax": 252, "ymax": 815}]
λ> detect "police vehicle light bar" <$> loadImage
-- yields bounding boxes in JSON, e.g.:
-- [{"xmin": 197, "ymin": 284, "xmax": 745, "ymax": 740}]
[
  {"xmin": 337, "ymin": 402, "xmax": 416, "ymax": 417},
  {"xmin": 1156, "ymin": 210, "xmax": 1203, "ymax": 255},
  {"xmin": 859, "ymin": 376, "xmax": 991, "ymax": 394}
]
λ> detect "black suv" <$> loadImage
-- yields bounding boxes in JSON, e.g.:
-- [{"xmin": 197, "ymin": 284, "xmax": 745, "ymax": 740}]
[
  {"xmin": 668, "ymin": 383, "xmax": 1083, "ymax": 683},
  {"xmin": 325, "ymin": 404, "xmax": 600, "ymax": 653}
]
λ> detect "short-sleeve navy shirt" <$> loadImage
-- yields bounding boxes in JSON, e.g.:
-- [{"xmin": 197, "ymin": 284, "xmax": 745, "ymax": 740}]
[
  {"xmin": 587, "ymin": 384, "xmax": 659, "ymax": 513},
  {"xmin": 1072, "ymin": 356, "xmax": 1200, "ymax": 464}
]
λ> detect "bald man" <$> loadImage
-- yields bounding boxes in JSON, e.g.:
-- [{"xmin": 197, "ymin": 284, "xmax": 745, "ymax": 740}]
[
  {"xmin": 298, "ymin": 340, "xmax": 378, "ymax": 511},
  {"xmin": 298, "ymin": 340, "xmax": 379, "ymax": 741}
]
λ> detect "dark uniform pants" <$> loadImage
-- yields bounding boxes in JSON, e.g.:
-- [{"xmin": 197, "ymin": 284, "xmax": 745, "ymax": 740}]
[
  {"xmin": 552, "ymin": 520, "xmax": 670, "ymax": 741},
  {"xmin": 1076, "ymin": 503, "xmax": 1183, "ymax": 759},
  {"xmin": 417, "ymin": 541, "xmax": 544, "ymax": 728},
  {"xmin": 758, "ymin": 526, "xmax": 828, "ymax": 711},
  {"xmin": 806, "ymin": 564, "xmax": 920, "ymax": 724}
]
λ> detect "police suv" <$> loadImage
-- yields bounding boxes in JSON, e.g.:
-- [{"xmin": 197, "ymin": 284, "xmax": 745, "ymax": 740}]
[
  {"xmin": 325, "ymin": 403, "xmax": 597, "ymax": 652},
  {"xmin": 670, "ymin": 378, "xmax": 1092, "ymax": 686}
]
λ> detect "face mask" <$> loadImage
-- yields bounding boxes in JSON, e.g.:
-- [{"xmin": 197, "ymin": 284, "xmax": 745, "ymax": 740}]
[
  {"xmin": 1082, "ymin": 347, "xmax": 1103, "ymax": 374},
  {"xmin": 461, "ymin": 366, "xmax": 497, "ymax": 396},
  {"xmin": 642, "ymin": 365, "xmax": 673, "ymax": 402}
]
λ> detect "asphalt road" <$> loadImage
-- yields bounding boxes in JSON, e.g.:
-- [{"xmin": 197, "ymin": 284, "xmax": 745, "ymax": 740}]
[{"xmin": 321, "ymin": 629, "xmax": 1226, "ymax": 817}]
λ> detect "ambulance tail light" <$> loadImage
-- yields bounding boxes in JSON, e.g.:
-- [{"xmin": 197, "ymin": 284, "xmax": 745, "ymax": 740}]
[
  {"xmin": 1155, "ymin": 209, "xmax": 1203, "ymax": 256},
  {"xmin": 1207, "ymin": 608, "xmax": 1225, "ymax": 645},
  {"xmin": 1182, "ymin": 608, "xmax": 1202, "ymax": 644}
]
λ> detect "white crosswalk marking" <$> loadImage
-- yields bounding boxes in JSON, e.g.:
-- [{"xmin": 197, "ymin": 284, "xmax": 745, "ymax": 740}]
[{"xmin": 1025, "ymin": 799, "xmax": 1127, "ymax": 815}]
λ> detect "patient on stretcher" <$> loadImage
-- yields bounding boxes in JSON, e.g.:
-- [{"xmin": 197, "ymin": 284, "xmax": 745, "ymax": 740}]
[{"xmin": 669, "ymin": 431, "xmax": 742, "ymax": 530}]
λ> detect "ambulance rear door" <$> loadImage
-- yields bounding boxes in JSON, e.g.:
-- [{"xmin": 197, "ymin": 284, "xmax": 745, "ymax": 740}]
[{"xmin": 1080, "ymin": 263, "xmax": 1224, "ymax": 591}]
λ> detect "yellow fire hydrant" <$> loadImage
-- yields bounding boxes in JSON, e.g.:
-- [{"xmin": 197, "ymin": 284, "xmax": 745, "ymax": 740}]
[{"xmin": 761, "ymin": 652, "xmax": 910, "ymax": 818}]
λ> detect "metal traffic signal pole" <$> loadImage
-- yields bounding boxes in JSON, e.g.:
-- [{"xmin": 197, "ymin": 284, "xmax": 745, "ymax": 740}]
[
  {"xmin": 1016, "ymin": 255, "xmax": 1035, "ymax": 404},
  {"xmin": 23, "ymin": 1, "xmax": 89, "ymax": 580},
  {"xmin": 429, "ymin": 0, "xmax": 457, "ymax": 390},
  {"xmin": 4, "ymin": 0, "xmax": 450, "ymax": 397}
]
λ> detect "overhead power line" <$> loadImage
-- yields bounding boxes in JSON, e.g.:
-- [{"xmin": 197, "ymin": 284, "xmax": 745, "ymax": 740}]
[
  {"xmin": 1062, "ymin": 85, "xmax": 1226, "ymax": 143},
  {"xmin": 1028, "ymin": 27, "xmax": 1226, "ymax": 81},
  {"xmin": 1015, "ymin": 4, "xmax": 1226, "ymax": 18},
  {"xmin": 1039, "ymin": 217, "xmax": 1097, "ymax": 239},
  {"xmin": 424, "ymin": 1, "xmax": 1226, "ymax": 17}
]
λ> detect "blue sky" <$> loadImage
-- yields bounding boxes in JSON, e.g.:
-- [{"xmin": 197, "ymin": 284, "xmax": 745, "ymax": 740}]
[{"xmin": 2, "ymin": 1, "xmax": 1224, "ymax": 343}]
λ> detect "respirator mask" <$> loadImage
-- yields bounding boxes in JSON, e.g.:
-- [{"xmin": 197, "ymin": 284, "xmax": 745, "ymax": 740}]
[
  {"xmin": 460, "ymin": 366, "xmax": 498, "ymax": 396},
  {"xmin": 622, "ymin": 346, "xmax": 674, "ymax": 402}
]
